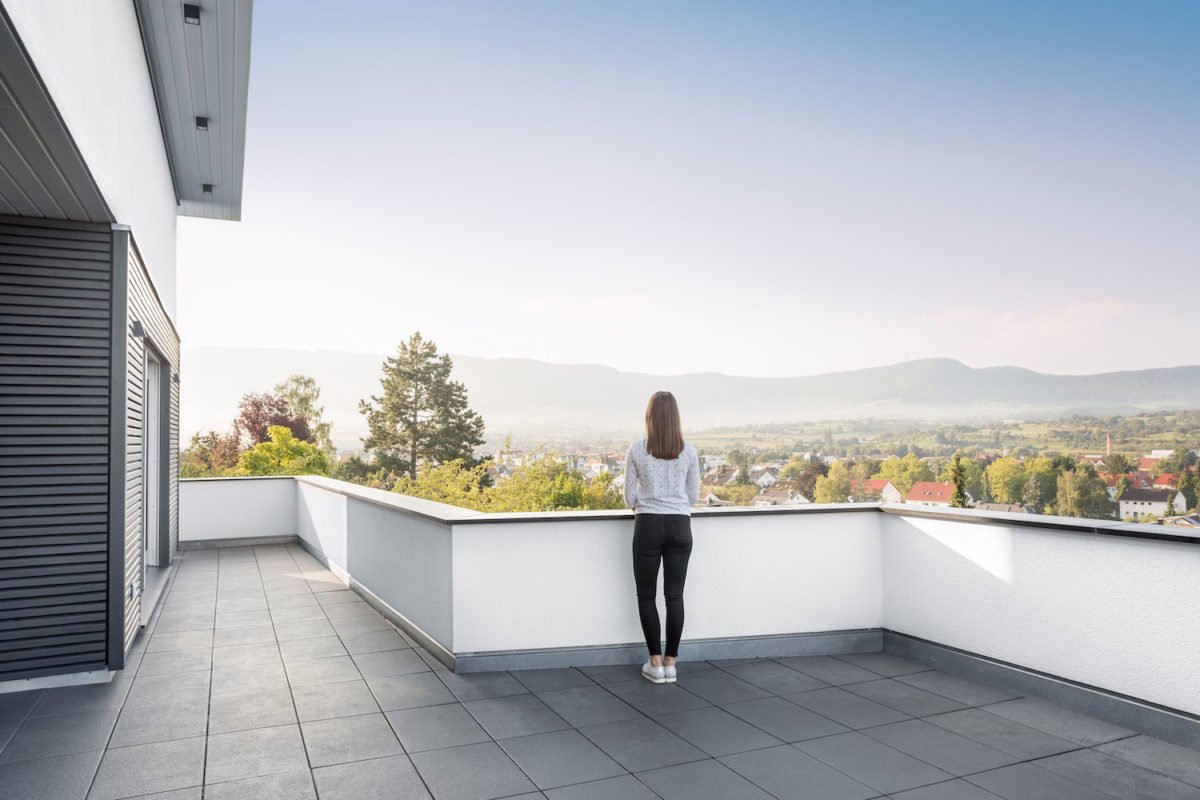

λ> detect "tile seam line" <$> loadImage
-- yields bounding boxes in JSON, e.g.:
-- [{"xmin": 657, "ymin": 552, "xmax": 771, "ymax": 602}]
[
  {"xmin": 262, "ymin": 545, "xmax": 318, "ymax": 799},
  {"xmin": 288, "ymin": 542, "xmax": 433, "ymax": 800}
]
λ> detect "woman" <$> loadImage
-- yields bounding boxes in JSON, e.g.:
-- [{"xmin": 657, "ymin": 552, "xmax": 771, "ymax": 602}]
[{"xmin": 624, "ymin": 391, "xmax": 701, "ymax": 684}]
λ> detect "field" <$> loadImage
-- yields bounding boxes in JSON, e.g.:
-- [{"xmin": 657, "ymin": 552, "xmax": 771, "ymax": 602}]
[{"xmin": 684, "ymin": 410, "xmax": 1200, "ymax": 459}]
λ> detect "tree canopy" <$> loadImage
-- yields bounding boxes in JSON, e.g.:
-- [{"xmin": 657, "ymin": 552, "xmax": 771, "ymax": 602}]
[
  {"xmin": 235, "ymin": 392, "xmax": 311, "ymax": 447},
  {"xmin": 813, "ymin": 461, "xmax": 851, "ymax": 504},
  {"xmin": 361, "ymin": 333, "xmax": 486, "ymax": 479},
  {"xmin": 275, "ymin": 374, "xmax": 334, "ymax": 455},
  {"xmin": 1054, "ymin": 463, "xmax": 1112, "ymax": 519},
  {"xmin": 239, "ymin": 426, "xmax": 332, "ymax": 477},
  {"xmin": 392, "ymin": 457, "xmax": 624, "ymax": 512},
  {"xmin": 985, "ymin": 457, "xmax": 1025, "ymax": 504},
  {"xmin": 874, "ymin": 453, "xmax": 932, "ymax": 497},
  {"xmin": 180, "ymin": 377, "xmax": 333, "ymax": 478},
  {"xmin": 947, "ymin": 454, "xmax": 968, "ymax": 508},
  {"xmin": 180, "ymin": 430, "xmax": 241, "ymax": 478}
]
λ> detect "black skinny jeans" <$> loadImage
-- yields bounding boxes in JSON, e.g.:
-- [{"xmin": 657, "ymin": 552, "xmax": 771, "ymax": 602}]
[{"xmin": 632, "ymin": 513, "xmax": 693, "ymax": 658}]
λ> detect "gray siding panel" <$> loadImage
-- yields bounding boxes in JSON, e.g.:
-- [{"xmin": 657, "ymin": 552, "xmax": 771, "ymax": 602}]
[
  {"xmin": 119, "ymin": 237, "xmax": 180, "ymax": 653},
  {"xmin": 0, "ymin": 216, "xmax": 112, "ymax": 680}
]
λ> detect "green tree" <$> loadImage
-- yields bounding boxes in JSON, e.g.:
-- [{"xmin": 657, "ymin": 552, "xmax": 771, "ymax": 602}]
[
  {"xmin": 1164, "ymin": 446, "xmax": 1198, "ymax": 474},
  {"xmin": 234, "ymin": 392, "xmax": 310, "ymax": 447},
  {"xmin": 1054, "ymin": 463, "xmax": 1113, "ymax": 520},
  {"xmin": 360, "ymin": 333, "xmax": 486, "ymax": 479},
  {"xmin": 850, "ymin": 459, "xmax": 879, "ymax": 483},
  {"xmin": 938, "ymin": 453, "xmax": 983, "ymax": 502},
  {"xmin": 814, "ymin": 461, "xmax": 852, "ymax": 503},
  {"xmin": 582, "ymin": 471, "xmax": 624, "ymax": 509},
  {"xmin": 1105, "ymin": 453, "xmax": 1134, "ymax": 475},
  {"xmin": 1021, "ymin": 470, "xmax": 1041, "ymax": 511},
  {"xmin": 1023, "ymin": 456, "xmax": 1056, "ymax": 511},
  {"xmin": 1178, "ymin": 469, "xmax": 1199, "ymax": 512},
  {"xmin": 729, "ymin": 448, "xmax": 753, "ymax": 485},
  {"xmin": 779, "ymin": 456, "xmax": 810, "ymax": 481},
  {"xmin": 333, "ymin": 454, "xmax": 398, "ymax": 490},
  {"xmin": 239, "ymin": 426, "xmax": 332, "ymax": 476},
  {"xmin": 985, "ymin": 457, "xmax": 1025, "ymax": 504},
  {"xmin": 980, "ymin": 470, "xmax": 994, "ymax": 503},
  {"xmin": 181, "ymin": 429, "xmax": 241, "ymax": 477},
  {"xmin": 391, "ymin": 459, "xmax": 490, "ymax": 510},
  {"xmin": 875, "ymin": 452, "xmax": 932, "ymax": 497},
  {"xmin": 275, "ymin": 374, "xmax": 334, "ymax": 456},
  {"xmin": 486, "ymin": 458, "xmax": 623, "ymax": 511},
  {"xmin": 947, "ymin": 454, "xmax": 968, "ymax": 508},
  {"xmin": 712, "ymin": 484, "xmax": 760, "ymax": 506},
  {"xmin": 793, "ymin": 461, "xmax": 828, "ymax": 501},
  {"xmin": 1113, "ymin": 475, "xmax": 1130, "ymax": 500}
]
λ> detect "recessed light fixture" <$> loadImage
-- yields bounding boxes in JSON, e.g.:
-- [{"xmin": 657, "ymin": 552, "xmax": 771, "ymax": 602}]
[
  {"xmin": 183, "ymin": 4, "xmax": 201, "ymax": 24},
  {"xmin": 202, "ymin": 183, "xmax": 213, "ymax": 194},
  {"xmin": 195, "ymin": 116, "xmax": 209, "ymax": 131}
]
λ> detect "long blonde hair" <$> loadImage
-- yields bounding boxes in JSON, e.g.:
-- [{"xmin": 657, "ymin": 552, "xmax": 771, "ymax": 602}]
[{"xmin": 645, "ymin": 391, "xmax": 685, "ymax": 459}]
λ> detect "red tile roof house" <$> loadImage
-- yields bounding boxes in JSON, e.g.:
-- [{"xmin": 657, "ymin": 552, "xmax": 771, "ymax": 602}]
[
  {"xmin": 851, "ymin": 479, "xmax": 903, "ymax": 504},
  {"xmin": 1153, "ymin": 473, "xmax": 1179, "ymax": 490},
  {"xmin": 905, "ymin": 481, "xmax": 974, "ymax": 508}
]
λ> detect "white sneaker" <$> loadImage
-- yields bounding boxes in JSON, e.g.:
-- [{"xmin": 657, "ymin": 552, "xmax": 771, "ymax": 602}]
[
  {"xmin": 663, "ymin": 664, "xmax": 677, "ymax": 683},
  {"xmin": 641, "ymin": 661, "xmax": 667, "ymax": 684}
]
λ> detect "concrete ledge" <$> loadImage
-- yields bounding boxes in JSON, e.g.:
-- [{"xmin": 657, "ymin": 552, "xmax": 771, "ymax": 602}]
[
  {"xmin": 454, "ymin": 629, "xmax": 883, "ymax": 674},
  {"xmin": 0, "ymin": 668, "xmax": 115, "ymax": 695},
  {"xmin": 884, "ymin": 630, "xmax": 1200, "ymax": 750},
  {"xmin": 180, "ymin": 534, "xmax": 299, "ymax": 550}
]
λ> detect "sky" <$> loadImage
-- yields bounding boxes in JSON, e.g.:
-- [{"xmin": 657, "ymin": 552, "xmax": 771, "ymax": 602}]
[{"xmin": 177, "ymin": 0, "xmax": 1200, "ymax": 378}]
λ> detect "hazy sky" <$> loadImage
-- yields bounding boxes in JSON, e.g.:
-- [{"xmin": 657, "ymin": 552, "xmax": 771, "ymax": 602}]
[{"xmin": 178, "ymin": 0, "xmax": 1199, "ymax": 377}]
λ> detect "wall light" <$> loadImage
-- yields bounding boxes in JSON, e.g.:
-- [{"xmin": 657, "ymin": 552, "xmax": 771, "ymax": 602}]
[
  {"xmin": 183, "ymin": 4, "xmax": 201, "ymax": 25},
  {"xmin": 195, "ymin": 116, "xmax": 209, "ymax": 131},
  {"xmin": 202, "ymin": 183, "xmax": 213, "ymax": 194},
  {"xmin": 131, "ymin": 321, "xmax": 145, "ymax": 338}
]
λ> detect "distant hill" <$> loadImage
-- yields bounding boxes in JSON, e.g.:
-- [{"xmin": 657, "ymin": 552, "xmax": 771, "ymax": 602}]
[{"xmin": 180, "ymin": 348, "xmax": 1200, "ymax": 447}]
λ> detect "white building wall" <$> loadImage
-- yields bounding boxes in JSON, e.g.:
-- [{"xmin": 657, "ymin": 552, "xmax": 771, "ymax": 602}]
[{"xmin": 5, "ymin": 0, "xmax": 179, "ymax": 317}]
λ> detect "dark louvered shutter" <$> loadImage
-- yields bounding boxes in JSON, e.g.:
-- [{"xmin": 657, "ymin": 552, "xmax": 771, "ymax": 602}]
[{"xmin": 0, "ymin": 217, "xmax": 113, "ymax": 680}]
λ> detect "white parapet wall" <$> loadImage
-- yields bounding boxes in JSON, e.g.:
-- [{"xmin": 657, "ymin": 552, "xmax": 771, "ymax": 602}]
[
  {"xmin": 881, "ymin": 508, "xmax": 1200, "ymax": 716},
  {"xmin": 450, "ymin": 508, "xmax": 883, "ymax": 656},
  {"xmin": 180, "ymin": 477, "xmax": 297, "ymax": 542},
  {"xmin": 294, "ymin": 477, "xmax": 463, "ymax": 653}
]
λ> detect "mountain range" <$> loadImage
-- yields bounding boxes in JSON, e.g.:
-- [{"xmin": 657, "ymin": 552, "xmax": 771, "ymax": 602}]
[{"xmin": 180, "ymin": 348, "xmax": 1200, "ymax": 447}]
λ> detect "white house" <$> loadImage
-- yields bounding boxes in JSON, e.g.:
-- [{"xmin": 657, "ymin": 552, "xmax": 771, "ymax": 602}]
[
  {"xmin": 851, "ymin": 479, "xmax": 903, "ymax": 504},
  {"xmin": 1119, "ymin": 488, "xmax": 1187, "ymax": 520},
  {"xmin": 905, "ymin": 481, "xmax": 974, "ymax": 508},
  {"xmin": 750, "ymin": 467, "xmax": 779, "ymax": 489},
  {"xmin": 753, "ymin": 490, "xmax": 812, "ymax": 507}
]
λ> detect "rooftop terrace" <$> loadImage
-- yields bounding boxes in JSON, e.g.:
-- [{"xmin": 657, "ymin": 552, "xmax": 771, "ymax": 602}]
[{"xmin": 2, "ymin": 540, "xmax": 1200, "ymax": 799}]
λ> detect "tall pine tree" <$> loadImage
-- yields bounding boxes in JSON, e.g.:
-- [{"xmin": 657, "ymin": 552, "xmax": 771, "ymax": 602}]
[
  {"xmin": 1021, "ymin": 470, "xmax": 1041, "ymax": 512},
  {"xmin": 360, "ymin": 333, "xmax": 486, "ymax": 479},
  {"xmin": 948, "ymin": 454, "xmax": 968, "ymax": 508}
]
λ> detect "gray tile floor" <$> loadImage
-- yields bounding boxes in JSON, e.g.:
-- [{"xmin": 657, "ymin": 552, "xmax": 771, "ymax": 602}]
[{"xmin": 1, "ymin": 544, "xmax": 1199, "ymax": 799}]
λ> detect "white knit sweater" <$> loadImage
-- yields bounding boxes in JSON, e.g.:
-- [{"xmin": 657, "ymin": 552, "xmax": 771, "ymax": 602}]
[{"xmin": 624, "ymin": 439, "xmax": 701, "ymax": 515}]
